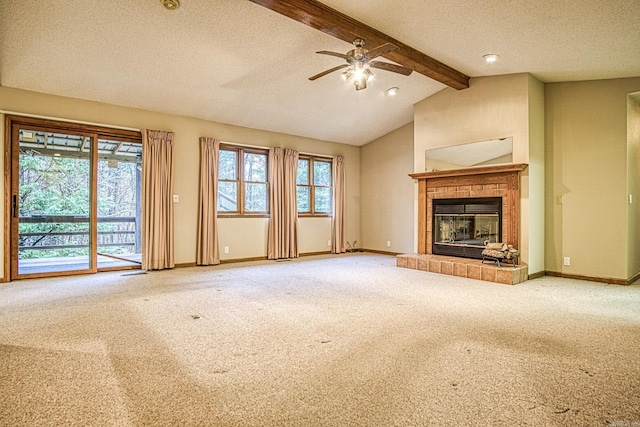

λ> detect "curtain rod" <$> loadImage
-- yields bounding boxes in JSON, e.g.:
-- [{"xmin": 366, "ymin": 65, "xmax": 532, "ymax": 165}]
[{"xmin": 0, "ymin": 110, "xmax": 141, "ymax": 132}]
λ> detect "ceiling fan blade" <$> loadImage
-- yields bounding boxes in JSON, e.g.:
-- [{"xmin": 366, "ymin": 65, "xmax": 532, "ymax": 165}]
[
  {"xmin": 369, "ymin": 61, "xmax": 413, "ymax": 76},
  {"xmin": 365, "ymin": 43, "xmax": 398, "ymax": 60},
  {"xmin": 316, "ymin": 50, "xmax": 350, "ymax": 60},
  {"xmin": 309, "ymin": 64, "xmax": 349, "ymax": 81},
  {"xmin": 248, "ymin": 0, "xmax": 469, "ymax": 90}
]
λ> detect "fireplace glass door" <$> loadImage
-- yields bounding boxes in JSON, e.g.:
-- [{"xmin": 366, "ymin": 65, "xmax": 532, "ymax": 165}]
[
  {"xmin": 434, "ymin": 214, "xmax": 499, "ymax": 247},
  {"xmin": 432, "ymin": 197, "xmax": 502, "ymax": 259}
]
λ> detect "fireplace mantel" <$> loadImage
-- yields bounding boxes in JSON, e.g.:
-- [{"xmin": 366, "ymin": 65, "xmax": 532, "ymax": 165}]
[
  {"xmin": 410, "ymin": 163, "xmax": 528, "ymax": 256},
  {"xmin": 409, "ymin": 163, "xmax": 528, "ymax": 180}
]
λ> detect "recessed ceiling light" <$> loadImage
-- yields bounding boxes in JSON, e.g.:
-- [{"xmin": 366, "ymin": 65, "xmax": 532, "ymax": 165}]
[
  {"xmin": 483, "ymin": 54, "xmax": 499, "ymax": 63},
  {"xmin": 386, "ymin": 87, "xmax": 399, "ymax": 96},
  {"xmin": 161, "ymin": 0, "xmax": 180, "ymax": 10}
]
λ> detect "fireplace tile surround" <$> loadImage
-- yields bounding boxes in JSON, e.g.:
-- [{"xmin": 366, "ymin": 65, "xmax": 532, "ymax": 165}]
[{"xmin": 399, "ymin": 164, "xmax": 529, "ymax": 284}]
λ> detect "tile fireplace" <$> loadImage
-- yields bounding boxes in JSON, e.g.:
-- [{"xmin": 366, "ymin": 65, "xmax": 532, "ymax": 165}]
[
  {"xmin": 400, "ymin": 164, "xmax": 529, "ymax": 284},
  {"xmin": 410, "ymin": 163, "xmax": 528, "ymax": 258}
]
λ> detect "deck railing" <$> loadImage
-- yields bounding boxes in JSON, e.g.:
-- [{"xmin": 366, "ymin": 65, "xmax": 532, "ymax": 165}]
[{"xmin": 19, "ymin": 215, "xmax": 140, "ymax": 254}]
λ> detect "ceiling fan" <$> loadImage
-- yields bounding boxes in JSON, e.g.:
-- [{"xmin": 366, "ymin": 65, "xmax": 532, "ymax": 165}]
[
  {"xmin": 249, "ymin": 0, "xmax": 469, "ymax": 90},
  {"xmin": 309, "ymin": 38, "xmax": 413, "ymax": 90}
]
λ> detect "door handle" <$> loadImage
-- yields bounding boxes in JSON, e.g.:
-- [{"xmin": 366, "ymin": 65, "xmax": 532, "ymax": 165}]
[{"xmin": 12, "ymin": 195, "xmax": 17, "ymax": 218}]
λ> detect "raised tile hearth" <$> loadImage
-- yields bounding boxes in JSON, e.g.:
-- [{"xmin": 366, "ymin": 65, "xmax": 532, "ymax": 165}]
[{"xmin": 397, "ymin": 253, "xmax": 528, "ymax": 285}]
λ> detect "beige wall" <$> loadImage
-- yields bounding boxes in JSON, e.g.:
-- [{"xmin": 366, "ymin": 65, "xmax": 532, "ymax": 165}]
[
  {"xmin": 526, "ymin": 75, "xmax": 546, "ymax": 274},
  {"xmin": 414, "ymin": 74, "xmax": 531, "ymax": 170},
  {"xmin": 0, "ymin": 86, "xmax": 360, "ymax": 274},
  {"xmin": 413, "ymin": 73, "xmax": 540, "ymax": 267},
  {"xmin": 627, "ymin": 93, "xmax": 640, "ymax": 279},
  {"xmin": 545, "ymin": 78, "xmax": 640, "ymax": 281},
  {"xmin": 0, "ymin": 114, "xmax": 3, "ymax": 278},
  {"xmin": 360, "ymin": 122, "xmax": 414, "ymax": 253}
]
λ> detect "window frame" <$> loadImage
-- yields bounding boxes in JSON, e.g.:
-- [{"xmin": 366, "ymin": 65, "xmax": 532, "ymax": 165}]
[
  {"xmin": 217, "ymin": 144, "xmax": 269, "ymax": 217},
  {"xmin": 297, "ymin": 155, "xmax": 333, "ymax": 217}
]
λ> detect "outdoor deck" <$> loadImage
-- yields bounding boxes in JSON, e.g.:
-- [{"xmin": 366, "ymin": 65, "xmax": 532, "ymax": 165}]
[{"xmin": 18, "ymin": 254, "xmax": 142, "ymax": 276}]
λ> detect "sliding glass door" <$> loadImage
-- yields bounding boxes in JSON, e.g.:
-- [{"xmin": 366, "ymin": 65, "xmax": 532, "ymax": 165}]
[
  {"xmin": 7, "ymin": 116, "xmax": 142, "ymax": 280},
  {"xmin": 96, "ymin": 138, "xmax": 142, "ymax": 269},
  {"xmin": 14, "ymin": 129, "xmax": 95, "ymax": 277}
]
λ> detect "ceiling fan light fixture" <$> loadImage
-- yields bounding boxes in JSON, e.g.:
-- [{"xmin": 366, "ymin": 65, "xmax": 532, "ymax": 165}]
[
  {"xmin": 308, "ymin": 38, "xmax": 412, "ymax": 91},
  {"xmin": 483, "ymin": 54, "xmax": 499, "ymax": 63},
  {"xmin": 363, "ymin": 68, "xmax": 374, "ymax": 82}
]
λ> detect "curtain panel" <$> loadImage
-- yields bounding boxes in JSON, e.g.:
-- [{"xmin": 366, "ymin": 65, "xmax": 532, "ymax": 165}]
[
  {"xmin": 268, "ymin": 148, "xmax": 299, "ymax": 259},
  {"xmin": 332, "ymin": 155, "xmax": 346, "ymax": 254},
  {"xmin": 268, "ymin": 148, "xmax": 283, "ymax": 259},
  {"xmin": 141, "ymin": 129, "xmax": 175, "ymax": 270},
  {"xmin": 283, "ymin": 149, "xmax": 299, "ymax": 258},
  {"xmin": 196, "ymin": 137, "xmax": 220, "ymax": 266}
]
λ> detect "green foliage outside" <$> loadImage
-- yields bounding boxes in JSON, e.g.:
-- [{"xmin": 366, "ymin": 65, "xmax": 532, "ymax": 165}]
[
  {"xmin": 19, "ymin": 153, "xmax": 140, "ymax": 259},
  {"xmin": 297, "ymin": 159, "xmax": 332, "ymax": 213},
  {"xmin": 216, "ymin": 150, "xmax": 332, "ymax": 214},
  {"xmin": 218, "ymin": 150, "xmax": 268, "ymax": 212},
  {"xmin": 244, "ymin": 153, "xmax": 267, "ymax": 212}
]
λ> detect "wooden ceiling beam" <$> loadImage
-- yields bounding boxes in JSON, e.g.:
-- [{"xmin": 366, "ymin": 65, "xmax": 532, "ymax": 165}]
[{"xmin": 248, "ymin": 0, "xmax": 469, "ymax": 90}]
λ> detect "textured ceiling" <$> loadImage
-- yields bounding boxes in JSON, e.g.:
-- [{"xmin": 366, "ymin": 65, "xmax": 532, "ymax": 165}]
[{"xmin": 1, "ymin": 0, "xmax": 639, "ymax": 146}]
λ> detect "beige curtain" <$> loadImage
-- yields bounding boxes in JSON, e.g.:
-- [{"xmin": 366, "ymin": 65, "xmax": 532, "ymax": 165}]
[
  {"xmin": 283, "ymin": 149, "xmax": 299, "ymax": 257},
  {"xmin": 268, "ymin": 148, "xmax": 299, "ymax": 259},
  {"xmin": 197, "ymin": 137, "xmax": 220, "ymax": 265},
  {"xmin": 332, "ymin": 155, "xmax": 346, "ymax": 254},
  {"xmin": 268, "ymin": 148, "xmax": 283, "ymax": 259},
  {"xmin": 141, "ymin": 129, "xmax": 175, "ymax": 270}
]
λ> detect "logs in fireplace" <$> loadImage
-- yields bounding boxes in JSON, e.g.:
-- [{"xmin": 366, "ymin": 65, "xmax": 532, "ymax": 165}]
[{"xmin": 432, "ymin": 197, "xmax": 502, "ymax": 259}]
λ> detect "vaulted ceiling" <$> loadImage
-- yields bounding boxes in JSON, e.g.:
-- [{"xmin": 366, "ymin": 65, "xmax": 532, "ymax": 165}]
[{"xmin": 1, "ymin": 1, "xmax": 639, "ymax": 146}]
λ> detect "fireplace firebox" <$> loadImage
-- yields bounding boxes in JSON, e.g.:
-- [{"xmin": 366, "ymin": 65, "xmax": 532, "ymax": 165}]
[{"xmin": 432, "ymin": 197, "xmax": 502, "ymax": 259}]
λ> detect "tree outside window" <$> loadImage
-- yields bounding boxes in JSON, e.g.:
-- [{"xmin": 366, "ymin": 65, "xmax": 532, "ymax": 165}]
[
  {"xmin": 218, "ymin": 145, "xmax": 268, "ymax": 215},
  {"xmin": 244, "ymin": 152, "xmax": 267, "ymax": 212},
  {"xmin": 297, "ymin": 156, "xmax": 332, "ymax": 215}
]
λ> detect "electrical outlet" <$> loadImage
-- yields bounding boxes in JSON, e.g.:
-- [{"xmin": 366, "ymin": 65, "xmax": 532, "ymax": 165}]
[
  {"xmin": 563, "ymin": 257, "xmax": 570, "ymax": 266},
  {"xmin": 327, "ymin": 240, "xmax": 331, "ymax": 247},
  {"xmin": 386, "ymin": 241, "xmax": 391, "ymax": 247},
  {"xmin": 224, "ymin": 246, "xmax": 229, "ymax": 254},
  {"xmin": 172, "ymin": 194, "xmax": 179, "ymax": 202}
]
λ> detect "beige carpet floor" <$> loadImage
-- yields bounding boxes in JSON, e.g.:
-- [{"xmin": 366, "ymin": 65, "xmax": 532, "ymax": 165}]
[{"xmin": 1, "ymin": 253, "xmax": 639, "ymax": 426}]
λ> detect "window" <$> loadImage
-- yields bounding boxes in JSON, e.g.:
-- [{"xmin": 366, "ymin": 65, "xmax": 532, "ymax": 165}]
[
  {"xmin": 297, "ymin": 156, "xmax": 332, "ymax": 215},
  {"xmin": 218, "ymin": 145, "xmax": 268, "ymax": 215}
]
